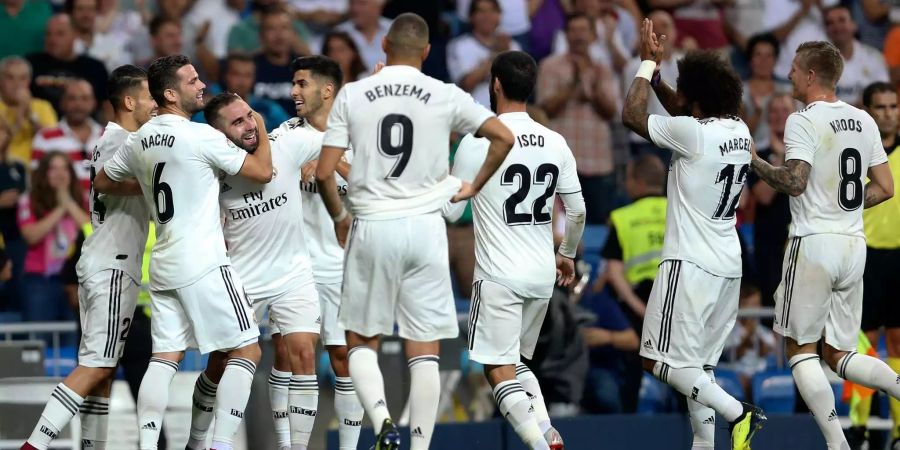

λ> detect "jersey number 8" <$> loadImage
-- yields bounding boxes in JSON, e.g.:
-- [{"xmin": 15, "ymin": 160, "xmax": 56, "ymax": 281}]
[{"xmin": 839, "ymin": 148, "xmax": 863, "ymax": 211}]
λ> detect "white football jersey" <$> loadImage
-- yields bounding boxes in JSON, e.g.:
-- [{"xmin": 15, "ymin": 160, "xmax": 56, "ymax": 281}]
[
  {"xmin": 449, "ymin": 112, "xmax": 581, "ymax": 299},
  {"xmin": 76, "ymin": 122, "xmax": 150, "ymax": 284},
  {"xmin": 297, "ymin": 119, "xmax": 352, "ymax": 285},
  {"xmin": 103, "ymin": 114, "xmax": 247, "ymax": 290},
  {"xmin": 784, "ymin": 100, "xmax": 888, "ymax": 238},
  {"xmin": 322, "ymin": 64, "xmax": 494, "ymax": 220},
  {"xmin": 220, "ymin": 118, "xmax": 318, "ymax": 298},
  {"xmin": 648, "ymin": 115, "xmax": 753, "ymax": 278}
]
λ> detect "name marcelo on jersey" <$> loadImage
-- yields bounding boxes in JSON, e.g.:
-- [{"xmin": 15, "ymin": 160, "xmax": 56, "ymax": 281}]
[
  {"xmin": 718, "ymin": 137, "xmax": 751, "ymax": 156},
  {"xmin": 228, "ymin": 190, "xmax": 289, "ymax": 221}
]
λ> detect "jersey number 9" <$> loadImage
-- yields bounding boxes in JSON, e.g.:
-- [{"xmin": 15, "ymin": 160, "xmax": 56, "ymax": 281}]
[{"xmin": 378, "ymin": 114, "xmax": 413, "ymax": 179}]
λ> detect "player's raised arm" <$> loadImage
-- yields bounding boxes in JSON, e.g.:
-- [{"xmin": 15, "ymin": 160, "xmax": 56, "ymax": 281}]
[
  {"xmin": 235, "ymin": 112, "xmax": 273, "ymax": 183},
  {"xmin": 623, "ymin": 19, "xmax": 666, "ymax": 141},
  {"xmin": 453, "ymin": 117, "xmax": 514, "ymax": 202}
]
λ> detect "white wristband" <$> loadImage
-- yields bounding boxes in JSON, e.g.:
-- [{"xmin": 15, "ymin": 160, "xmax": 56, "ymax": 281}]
[
  {"xmin": 331, "ymin": 208, "xmax": 348, "ymax": 223},
  {"xmin": 635, "ymin": 60, "xmax": 657, "ymax": 81}
]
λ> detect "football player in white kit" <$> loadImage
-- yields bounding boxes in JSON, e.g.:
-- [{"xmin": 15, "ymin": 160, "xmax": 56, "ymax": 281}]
[
  {"xmin": 622, "ymin": 19, "xmax": 765, "ymax": 450},
  {"xmin": 315, "ymin": 13, "xmax": 515, "ymax": 450},
  {"xmin": 751, "ymin": 41, "xmax": 896, "ymax": 450},
  {"xmin": 22, "ymin": 65, "xmax": 156, "ymax": 450},
  {"xmin": 444, "ymin": 50, "xmax": 585, "ymax": 450},
  {"xmin": 94, "ymin": 55, "xmax": 274, "ymax": 450}
]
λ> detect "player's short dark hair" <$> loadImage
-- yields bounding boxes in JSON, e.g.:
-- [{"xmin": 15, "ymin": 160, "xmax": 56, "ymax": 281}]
[
  {"xmin": 862, "ymin": 81, "xmax": 895, "ymax": 107},
  {"xmin": 108, "ymin": 64, "xmax": 147, "ymax": 109},
  {"xmin": 148, "ymin": 54, "xmax": 191, "ymax": 106},
  {"xmin": 676, "ymin": 50, "xmax": 743, "ymax": 118},
  {"xmin": 490, "ymin": 50, "xmax": 536, "ymax": 103},
  {"xmin": 564, "ymin": 13, "xmax": 593, "ymax": 33},
  {"xmin": 468, "ymin": 0, "xmax": 500, "ymax": 17},
  {"xmin": 385, "ymin": 13, "xmax": 429, "ymax": 57},
  {"xmin": 745, "ymin": 32, "xmax": 779, "ymax": 59},
  {"xmin": 290, "ymin": 55, "xmax": 343, "ymax": 91},
  {"xmin": 629, "ymin": 154, "xmax": 665, "ymax": 188},
  {"xmin": 203, "ymin": 92, "xmax": 242, "ymax": 127},
  {"xmin": 795, "ymin": 41, "xmax": 843, "ymax": 89},
  {"xmin": 149, "ymin": 15, "xmax": 179, "ymax": 37}
]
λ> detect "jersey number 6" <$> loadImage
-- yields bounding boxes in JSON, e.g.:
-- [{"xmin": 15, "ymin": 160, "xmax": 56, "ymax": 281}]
[{"xmin": 152, "ymin": 162, "xmax": 174, "ymax": 223}]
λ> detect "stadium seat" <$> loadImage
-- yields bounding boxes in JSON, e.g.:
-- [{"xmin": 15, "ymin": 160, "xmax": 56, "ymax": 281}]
[
  {"xmin": 715, "ymin": 369, "xmax": 745, "ymax": 402},
  {"xmin": 44, "ymin": 345, "xmax": 78, "ymax": 377},
  {"xmin": 637, "ymin": 373, "xmax": 668, "ymax": 414},
  {"xmin": 752, "ymin": 371, "xmax": 795, "ymax": 414},
  {"xmin": 181, "ymin": 350, "xmax": 209, "ymax": 371},
  {"xmin": 0, "ymin": 311, "xmax": 23, "ymax": 323},
  {"xmin": 581, "ymin": 224, "xmax": 609, "ymax": 255}
]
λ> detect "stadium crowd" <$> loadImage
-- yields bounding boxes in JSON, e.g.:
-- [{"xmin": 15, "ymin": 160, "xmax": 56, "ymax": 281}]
[{"xmin": 0, "ymin": 0, "xmax": 897, "ymax": 430}]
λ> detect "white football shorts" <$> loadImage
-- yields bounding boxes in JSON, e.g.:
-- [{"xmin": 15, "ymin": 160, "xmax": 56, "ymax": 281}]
[{"xmin": 78, "ymin": 269, "xmax": 141, "ymax": 367}]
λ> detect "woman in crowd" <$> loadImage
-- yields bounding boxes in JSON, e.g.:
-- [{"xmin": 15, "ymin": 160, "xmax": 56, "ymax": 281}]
[
  {"xmin": 741, "ymin": 33, "xmax": 791, "ymax": 150},
  {"xmin": 321, "ymin": 31, "xmax": 367, "ymax": 85},
  {"xmin": 18, "ymin": 151, "xmax": 89, "ymax": 328}
]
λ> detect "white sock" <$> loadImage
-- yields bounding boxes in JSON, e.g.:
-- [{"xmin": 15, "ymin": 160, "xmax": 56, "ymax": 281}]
[
  {"xmin": 837, "ymin": 351, "xmax": 900, "ymax": 399},
  {"xmin": 348, "ymin": 347, "xmax": 391, "ymax": 434},
  {"xmin": 653, "ymin": 362, "xmax": 743, "ymax": 422},
  {"xmin": 516, "ymin": 362, "xmax": 551, "ymax": 434},
  {"xmin": 408, "ymin": 355, "xmax": 441, "ymax": 450},
  {"xmin": 334, "ymin": 377, "xmax": 364, "ymax": 450},
  {"xmin": 186, "ymin": 371, "xmax": 218, "ymax": 450},
  {"xmin": 688, "ymin": 368, "xmax": 715, "ymax": 450},
  {"xmin": 289, "ymin": 374, "xmax": 318, "ymax": 449},
  {"xmin": 493, "ymin": 380, "xmax": 550, "ymax": 450},
  {"xmin": 138, "ymin": 358, "xmax": 178, "ymax": 450},
  {"xmin": 80, "ymin": 395, "xmax": 110, "ymax": 450},
  {"xmin": 790, "ymin": 354, "xmax": 847, "ymax": 449},
  {"xmin": 210, "ymin": 358, "xmax": 256, "ymax": 450},
  {"xmin": 26, "ymin": 383, "xmax": 84, "ymax": 450},
  {"xmin": 269, "ymin": 368, "xmax": 291, "ymax": 449}
]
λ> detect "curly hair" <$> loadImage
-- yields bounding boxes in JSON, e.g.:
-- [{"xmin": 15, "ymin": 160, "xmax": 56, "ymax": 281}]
[
  {"xmin": 676, "ymin": 50, "xmax": 743, "ymax": 118},
  {"xmin": 30, "ymin": 151, "xmax": 83, "ymax": 218}
]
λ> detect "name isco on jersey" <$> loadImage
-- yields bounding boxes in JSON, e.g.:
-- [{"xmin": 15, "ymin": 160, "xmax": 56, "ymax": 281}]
[
  {"xmin": 719, "ymin": 137, "xmax": 751, "ymax": 155},
  {"xmin": 228, "ymin": 191, "xmax": 289, "ymax": 220},
  {"xmin": 364, "ymin": 84, "xmax": 431, "ymax": 104},
  {"xmin": 141, "ymin": 134, "xmax": 175, "ymax": 150}
]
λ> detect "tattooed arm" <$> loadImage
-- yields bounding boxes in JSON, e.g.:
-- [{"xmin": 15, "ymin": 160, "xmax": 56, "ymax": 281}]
[
  {"xmin": 652, "ymin": 78, "xmax": 684, "ymax": 116},
  {"xmin": 622, "ymin": 77, "xmax": 653, "ymax": 141},
  {"xmin": 864, "ymin": 162, "xmax": 895, "ymax": 208},
  {"xmin": 750, "ymin": 157, "xmax": 812, "ymax": 197}
]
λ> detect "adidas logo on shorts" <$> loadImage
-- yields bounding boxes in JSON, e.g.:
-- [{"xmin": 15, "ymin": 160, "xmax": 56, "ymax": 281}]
[
  {"xmin": 827, "ymin": 409, "xmax": 838, "ymax": 422},
  {"xmin": 702, "ymin": 416, "xmax": 715, "ymax": 425},
  {"xmin": 141, "ymin": 421, "xmax": 157, "ymax": 431},
  {"xmin": 643, "ymin": 339, "xmax": 653, "ymax": 350},
  {"xmin": 411, "ymin": 427, "xmax": 424, "ymax": 438}
]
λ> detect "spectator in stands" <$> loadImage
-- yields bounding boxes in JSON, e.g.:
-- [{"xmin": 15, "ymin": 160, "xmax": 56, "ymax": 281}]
[
  {"xmin": 528, "ymin": 0, "xmax": 566, "ymax": 61},
  {"xmin": 141, "ymin": 16, "xmax": 183, "ymax": 68},
  {"xmin": 0, "ymin": 56, "xmax": 57, "ymax": 165},
  {"xmin": 0, "ymin": 119, "xmax": 26, "ymax": 312},
  {"xmin": 825, "ymin": 5, "xmax": 889, "ymax": 105},
  {"xmin": 194, "ymin": 54, "xmax": 289, "ymax": 132},
  {"xmin": 26, "ymin": 14, "xmax": 108, "ymax": 115},
  {"xmin": 98, "ymin": 0, "xmax": 150, "ymax": 66},
  {"xmin": 66, "ymin": 0, "xmax": 133, "ymax": 73},
  {"xmin": 624, "ymin": 10, "xmax": 679, "ymax": 161},
  {"xmin": 552, "ymin": 0, "xmax": 638, "ymax": 73},
  {"xmin": 722, "ymin": 0, "xmax": 766, "ymax": 54},
  {"xmin": 182, "ymin": 0, "xmax": 244, "ymax": 83},
  {"xmin": 30, "ymin": 79, "xmax": 102, "ymax": 197},
  {"xmin": 857, "ymin": 81, "xmax": 900, "ymax": 450},
  {"xmin": 538, "ymin": 13, "xmax": 619, "ymax": 224},
  {"xmin": 647, "ymin": 0, "xmax": 726, "ymax": 50},
  {"xmin": 228, "ymin": 0, "xmax": 313, "ymax": 56},
  {"xmin": 882, "ymin": 24, "xmax": 900, "ymax": 91},
  {"xmin": 765, "ymin": 0, "xmax": 828, "ymax": 79},
  {"xmin": 849, "ymin": 0, "xmax": 892, "ymax": 51},
  {"xmin": 721, "ymin": 284, "xmax": 775, "ymax": 397},
  {"xmin": 456, "ymin": 0, "xmax": 532, "ymax": 51},
  {"xmin": 447, "ymin": 0, "xmax": 520, "ymax": 108},
  {"xmin": 254, "ymin": 6, "xmax": 303, "ymax": 116},
  {"xmin": 741, "ymin": 33, "xmax": 790, "ymax": 151},
  {"xmin": 0, "ymin": 0, "xmax": 53, "ymax": 58},
  {"xmin": 322, "ymin": 31, "xmax": 368, "ymax": 84},
  {"xmin": 748, "ymin": 93, "xmax": 794, "ymax": 307},
  {"xmin": 17, "ymin": 151, "xmax": 89, "ymax": 332},
  {"xmin": 292, "ymin": 0, "xmax": 348, "ymax": 39},
  {"xmin": 335, "ymin": 0, "xmax": 391, "ymax": 72}
]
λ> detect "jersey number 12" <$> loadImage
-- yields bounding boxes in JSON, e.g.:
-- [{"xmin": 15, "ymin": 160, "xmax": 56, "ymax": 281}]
[{"xmin": 712, "ymin": 163, "xmax": 749, "ymax": 220}]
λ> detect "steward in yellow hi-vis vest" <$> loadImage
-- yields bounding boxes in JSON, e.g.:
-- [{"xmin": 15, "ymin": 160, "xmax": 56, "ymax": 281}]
[{"xmin": 601, "ymin": 155, "xmax": 667, "ymax": 327}]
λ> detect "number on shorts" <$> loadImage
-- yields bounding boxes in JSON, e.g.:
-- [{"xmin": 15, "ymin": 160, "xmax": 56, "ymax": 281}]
[
  {"xmin": 712, "ymin": 163, "xmax": 749, "ymax": 220},
  {"xmin": 152, "ymin": 162, "xmax": 174, "ymax": 223},
  {"xmin": 378, "ymin": 114, "xmax": 413, "ymax": 178},
  {"xmin": 838, "ymin": 147, "xmax": 863, "ymax": 211},
  {"xmin": 501, "ymin": 163, "xmax": 560, "ymax": 225}
]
